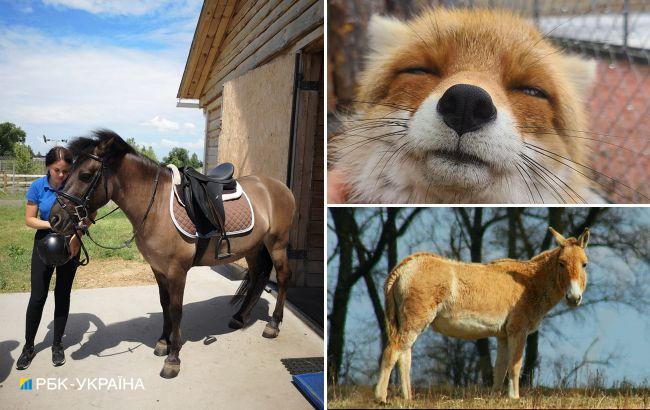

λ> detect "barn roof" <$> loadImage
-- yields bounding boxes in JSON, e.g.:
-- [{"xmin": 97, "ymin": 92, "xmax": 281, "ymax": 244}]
[{"xmin": 177, "ymin": 0, "xmax": 236, "ymax": 100}]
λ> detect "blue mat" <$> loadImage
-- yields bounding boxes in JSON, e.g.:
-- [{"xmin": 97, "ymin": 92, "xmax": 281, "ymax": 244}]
[{"xmin": 292, "ymin": 372, "xmax": 324, "ymax": 410}]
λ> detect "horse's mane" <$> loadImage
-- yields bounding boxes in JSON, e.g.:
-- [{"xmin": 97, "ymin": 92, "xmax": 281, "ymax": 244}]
[{"xmin": 67, "ymin": 129, "xmax": 159, "ymax": 170}]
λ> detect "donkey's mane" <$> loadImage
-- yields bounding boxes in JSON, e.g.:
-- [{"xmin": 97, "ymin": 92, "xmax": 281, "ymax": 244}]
[
  {"xmin": 67, "ymin": 129, "xmax": 159, "ymax": 171},
  {"xmin": 529, "ymin": 246, "xmax": 561, "ymax": 263}
]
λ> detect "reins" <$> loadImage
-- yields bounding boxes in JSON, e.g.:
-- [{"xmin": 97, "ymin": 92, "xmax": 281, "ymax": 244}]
[{"xmin": 56, "ymin": 154, "xmax": 162, "ymax": 264}]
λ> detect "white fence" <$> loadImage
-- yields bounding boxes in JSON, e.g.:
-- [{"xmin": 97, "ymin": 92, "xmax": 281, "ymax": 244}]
[{"xmin": 0, "ymin": 173, "xmax": 41, "ymax": 194}]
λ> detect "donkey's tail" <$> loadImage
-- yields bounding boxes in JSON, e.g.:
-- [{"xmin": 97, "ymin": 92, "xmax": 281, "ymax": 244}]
[
  {"xmin": 384, "ymin": 262, "xmax": 405, "ymax": 346},
  {"xmin": 230, "ymin": 246, "xmax": 273, "ymax": 307}
]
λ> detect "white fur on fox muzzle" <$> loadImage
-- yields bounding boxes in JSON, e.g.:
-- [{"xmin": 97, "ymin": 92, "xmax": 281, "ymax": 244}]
[{"xmin": 565, "ymin": 280, "xmax": 582, "ymax": 306}]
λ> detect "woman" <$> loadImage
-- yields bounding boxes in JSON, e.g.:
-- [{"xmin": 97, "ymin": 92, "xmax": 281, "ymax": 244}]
[{"xmin": 16, "ymin": 146, "xmax": 83, "ymax": 369}]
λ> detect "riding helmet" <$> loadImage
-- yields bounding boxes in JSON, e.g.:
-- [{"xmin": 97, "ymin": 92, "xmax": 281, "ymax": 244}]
[{"xmin": 36, "ymin": 233, "xmax": 71, "ymax": 266}]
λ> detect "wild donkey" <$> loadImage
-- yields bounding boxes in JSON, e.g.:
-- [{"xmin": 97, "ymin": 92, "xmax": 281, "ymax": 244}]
[{"xmin": 375, "ymin": 227, "xmax": 590, "ymax": 402}]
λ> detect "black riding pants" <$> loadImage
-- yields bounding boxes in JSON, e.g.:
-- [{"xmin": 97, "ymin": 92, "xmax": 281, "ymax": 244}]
[{"xmin": 25, "ymin": 229, "xmax": 79, "ymax": 347}]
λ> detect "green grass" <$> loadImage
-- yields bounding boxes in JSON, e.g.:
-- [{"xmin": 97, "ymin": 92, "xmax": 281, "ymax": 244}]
[
  {"xmin": 0, "ymin": 204, "xmax": 144, "ymax": 292},
  {"xmin": 329, "ymin": 385, "xmax": 650, "ymax": 409},
  {"xmin": 0, "ymin": 191, "xmax": 26, "ymax": 200}
]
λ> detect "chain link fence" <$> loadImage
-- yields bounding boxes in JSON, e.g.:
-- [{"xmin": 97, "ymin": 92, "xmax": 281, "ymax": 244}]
[{"xmin": 327, "ymin": 0, "xmax": 649, "ymax": 202}]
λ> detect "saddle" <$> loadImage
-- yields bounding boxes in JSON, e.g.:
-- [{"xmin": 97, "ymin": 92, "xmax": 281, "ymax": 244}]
[{"xmin": 179, "ymin": 163, "xmax": 237, "ymax": 259}]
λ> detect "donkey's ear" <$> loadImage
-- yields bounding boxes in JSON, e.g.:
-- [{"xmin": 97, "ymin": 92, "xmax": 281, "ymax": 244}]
[
  {"xmin": 95, "ymin": 136, "xmax": 115, "ymax": 157},
  {"xmin": 549, "ymin": 227, "xmax": 567, "ymax": 246},
  {"xmin": 578, "ymin": 228, "xmax": 590, "ymax": 248}
]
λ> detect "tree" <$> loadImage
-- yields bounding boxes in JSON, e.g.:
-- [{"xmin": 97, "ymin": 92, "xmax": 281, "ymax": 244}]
[
  {"xmin": 0, "ymin": 122, "xmax": 27, "ymax": 157},
  {"xmin": 328, "ymin": 208, "xmax": 422, "ymax": 384},
  {"xmin": 13, "ymin": 143, "xmax": 37, "ymax": 174},
  {"xmin": 125, "ymin": 137, "xmax": 158, "ymax": 162},
  {"xmin": 163, "ymin": 147, "xmax": 189, "ymax": 168},
  {"xmin": 189, "ymin": 152, "xmax": 203, "ymax": 168}
]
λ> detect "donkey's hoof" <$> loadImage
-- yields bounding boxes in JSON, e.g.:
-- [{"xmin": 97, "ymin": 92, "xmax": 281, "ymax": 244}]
[
  {"xmin": 153, "ymin": 340, "xmax": 169, "ymax": 356},
  {"xmin": 262, "ymin": 321, "xmax": 280, "ymax": 338},
  {"xmin": 228, "ymin": 317, "xmax": 245, "ymax": 330},
  {"xmin": 160, "ymin": 361, "xmax": 181, "ymax": 379}
]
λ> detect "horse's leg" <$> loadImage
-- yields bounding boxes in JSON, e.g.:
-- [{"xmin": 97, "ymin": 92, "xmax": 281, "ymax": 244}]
[
  {"xmin": 152, "ymin": 269, "xmax": 171, "ymax": 356},
  {"xmin": 492, "ymin": 336, "xmax": 508, "ymax": 392},
  {"xmin": 506, "ymin": 332, "xmax": 527, "ymax": 399},
  {"xmin": 160, "ymin": 270, "xmax": 187, "ymax": 379},
  {"xmin": 228, "ymin": 246, "xmax": 271, "ymax": 329},
  {"xmin": 262, "ymin": 246, "xmax": 291, "ymax": 338}
]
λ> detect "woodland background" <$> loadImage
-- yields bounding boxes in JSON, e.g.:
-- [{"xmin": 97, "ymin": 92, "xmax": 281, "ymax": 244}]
[{"xmin": 327, "ymin": 207, "xmax": 650, "ymax": 389}]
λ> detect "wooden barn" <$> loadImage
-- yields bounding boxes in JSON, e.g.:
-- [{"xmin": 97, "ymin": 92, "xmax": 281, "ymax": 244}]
[{"xmin": 177, "ymin": 0, "xmax": 324, "ymax": 326}]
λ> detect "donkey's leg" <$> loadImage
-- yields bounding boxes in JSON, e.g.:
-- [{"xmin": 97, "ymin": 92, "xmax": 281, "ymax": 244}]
[
  {"xmin": 263, "ymin": 246, "xmax": 291, "ymax": 339},
  {"xmin": 152, "ymin": 269, "xmax": 171, "ymax": 356},
  {"xmin": 160, "ymin": 271, "xmax": 187, "ymax": 379},
  {"xmin": 492, "ymin": 336, "xmax": 508, "ymax": 392},
  {"xmin": 398, "ymin": 347, "xmax": 413, "ymax": 400},
  {"xmin": 375, "ymin": 342, "xmax": 401, "ymax": 403},
  {"xmin": 506, "ymin": 333, "xmax": 527, "ymax": 399}
]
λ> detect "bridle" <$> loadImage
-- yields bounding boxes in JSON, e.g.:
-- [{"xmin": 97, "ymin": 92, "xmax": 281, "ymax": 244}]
[
  {"xmin": 55, "ymin": 153, "xmax": 161, "ymax": 265},
  {"xmin": 56, "ymin": 153, "xmax": 107, "ymax": 224}
]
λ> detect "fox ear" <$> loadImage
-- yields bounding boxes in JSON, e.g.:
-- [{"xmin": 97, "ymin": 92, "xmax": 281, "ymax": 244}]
[
  {"xmin": 560, "ymin": 55, "xmax": 597, "ymax": 100},
  {"xmin": 367, "ymin": 14, "xmax": 410, "ymax": 52}
]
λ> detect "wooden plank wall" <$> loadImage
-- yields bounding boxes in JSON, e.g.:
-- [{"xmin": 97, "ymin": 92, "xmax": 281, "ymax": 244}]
[
  {"xmin": 201, "ymin": 0, "xmax": 323, "ymax": 170},
  {"xmin": 286, "ymin": 47, "xmax": 323, "ymax": 288}
]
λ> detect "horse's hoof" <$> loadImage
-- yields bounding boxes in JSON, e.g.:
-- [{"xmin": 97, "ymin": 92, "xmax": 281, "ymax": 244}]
[
  {"xmin": 262, "ymin": 322, "xmax": 279, "ymax": 338},
  {"xmin": 153, "ymin": 340, "xmax": 169, "ymax": 356},
  {"xmin": 160, "ymin": 361, "xmax": 181, "ymax": 379},
  {"xmin": 228, "ymin": 317, "xmax": 245, "ymax": 330}
]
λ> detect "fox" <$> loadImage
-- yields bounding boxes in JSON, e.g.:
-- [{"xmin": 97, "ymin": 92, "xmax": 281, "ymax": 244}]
[{"xmin": 328, "ymin": 8, "xmax": 603, "ymax": 204}]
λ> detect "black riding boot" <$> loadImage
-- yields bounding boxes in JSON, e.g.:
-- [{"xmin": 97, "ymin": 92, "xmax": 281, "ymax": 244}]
[
  {"xmin": 16, "ymin": 345, "xmax": 36, "ymax": 370},
  {"xmin": 52, "ymin": 342, "xmax": 65, "ymax": 366}
]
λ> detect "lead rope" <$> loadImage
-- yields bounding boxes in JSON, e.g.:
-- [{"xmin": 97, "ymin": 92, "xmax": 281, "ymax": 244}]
[{"xmin": 80, "ymin": 166, "xmax": 162, "ymax": 252}]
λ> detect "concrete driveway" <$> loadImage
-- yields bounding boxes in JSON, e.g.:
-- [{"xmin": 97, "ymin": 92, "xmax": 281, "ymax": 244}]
[{"xmin": 0, "ymin": 266, "xmax": 323, "ymax": 409}]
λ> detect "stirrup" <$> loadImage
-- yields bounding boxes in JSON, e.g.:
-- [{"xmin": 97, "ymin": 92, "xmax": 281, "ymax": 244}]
[{"xmin": 216, "ymin": 234, "xmax": 232, "ymax": 260}]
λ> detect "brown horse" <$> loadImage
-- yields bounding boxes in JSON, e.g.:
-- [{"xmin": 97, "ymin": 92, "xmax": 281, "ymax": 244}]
[
  {"xmin": 48, "ymin": 130, "xmax": 296, "ymax": 378},
  {"xmin": 375, "ymin": 227, "xmax": 590, "ymax": 402}
]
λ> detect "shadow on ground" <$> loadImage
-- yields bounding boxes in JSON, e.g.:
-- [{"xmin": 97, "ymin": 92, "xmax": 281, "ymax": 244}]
[{"xmin": 0, "ymin": 295, "xmax": 270, "ymax": 383}]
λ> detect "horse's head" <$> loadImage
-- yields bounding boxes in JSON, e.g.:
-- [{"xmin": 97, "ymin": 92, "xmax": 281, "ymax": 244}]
[
  {"xmin": 49, "ymin": 130, "xmax": 133, "ymax": 236},
  {"xmin": 549, "ymin": 226, "xmax": 590, "ymax": 307}
]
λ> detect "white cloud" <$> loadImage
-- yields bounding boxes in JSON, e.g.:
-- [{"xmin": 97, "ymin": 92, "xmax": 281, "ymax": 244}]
[
  {"xmin": 43, "ymin": 0, "xmax": 166, "ymax": 16},
  {"xmin": 0, "ymin": 26, "xmax": 205, "ymax": 159},
  {"xmin": 160, "ymin": 138, "xmax": 204, "ymax": 150},
  {"xmin": 141, "ymin": 116, "xmax": 180, "ymax": 132},
  {"xmin": 41, "ymin": 0, "xmax": 203, "ymax": 18}
]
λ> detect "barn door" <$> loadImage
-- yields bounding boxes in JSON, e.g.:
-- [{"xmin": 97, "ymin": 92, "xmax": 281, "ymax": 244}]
[{"xmin": 287, "ymin": 44, "xmax": 324, "ymax": 287}]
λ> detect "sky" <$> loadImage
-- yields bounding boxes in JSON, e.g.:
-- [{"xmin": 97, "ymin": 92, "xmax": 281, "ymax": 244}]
[
  {"xmin": 327, "ymin": 208, "xmax": 650, "ymax": 387},
  {"xmin": 0, "ymin": 0, "xmax": 205, "ymax": 161}
]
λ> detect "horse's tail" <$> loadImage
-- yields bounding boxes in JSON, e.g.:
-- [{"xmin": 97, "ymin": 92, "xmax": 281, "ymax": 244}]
[{"xmin": 230, "ymin": 246, "xmax": 273, "ymax": 307}]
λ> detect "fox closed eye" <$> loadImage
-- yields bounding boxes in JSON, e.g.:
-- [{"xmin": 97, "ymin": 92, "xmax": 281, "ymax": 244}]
[
  {"xmin": 513, "ymin": 86, "xmax": 549, "ymax": 100},
  {"xmin": 398, "ymin": 67, "xmax": 439, "ymax": 76}
]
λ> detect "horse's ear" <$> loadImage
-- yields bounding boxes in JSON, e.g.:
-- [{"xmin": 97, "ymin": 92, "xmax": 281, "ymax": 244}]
[
  {"xmin": 549, "ymin": 227, "xmax": 567, "ymax": 247},
  {"xmin": 578, "ymin": 228, "xmax": 590, "ymax": 248},
  {"xmin": 95, "ymin": 136, "xmax": 115, "ymax": 157}
]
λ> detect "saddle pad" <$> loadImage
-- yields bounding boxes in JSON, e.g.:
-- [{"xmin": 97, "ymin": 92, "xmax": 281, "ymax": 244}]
[{"xmin": 169, "ymin": 181, "xmax": 254, "ymax": 238}]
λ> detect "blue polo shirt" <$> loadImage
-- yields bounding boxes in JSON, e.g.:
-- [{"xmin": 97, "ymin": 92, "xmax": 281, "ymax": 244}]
[{"xmin": 26, "ymin": 175, "xmax": 60, "ymax": 221}]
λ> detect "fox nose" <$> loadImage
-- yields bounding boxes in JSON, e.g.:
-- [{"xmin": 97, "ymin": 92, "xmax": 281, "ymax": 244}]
[{"xmin": 437, "ymin": 84, "xmax": 497, "ymax": 136}]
